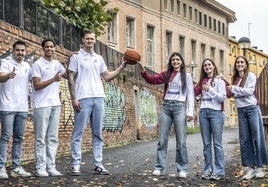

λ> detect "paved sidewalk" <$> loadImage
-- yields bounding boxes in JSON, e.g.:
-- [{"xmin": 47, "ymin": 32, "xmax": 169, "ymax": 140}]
[{"xmin": 1, "ymin": 126, "xmax": 261, "ymax": 187}]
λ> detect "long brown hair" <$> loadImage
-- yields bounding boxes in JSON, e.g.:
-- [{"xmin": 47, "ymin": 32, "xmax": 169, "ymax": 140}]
[
  {"xmin": 164, "ymin": 52, "xmax": 186, "ymax": 93},
  {"xmin": 197, "ymin": 58, "xmax": 219, "ymax": 86},
  {"xmin": 231, "ymin": 56, "xmax": 249, "ymax": 87}
]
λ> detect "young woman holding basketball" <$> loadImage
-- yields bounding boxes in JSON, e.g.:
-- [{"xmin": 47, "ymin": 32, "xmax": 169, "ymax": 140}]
[{"xmin": 138, "ymin": 52, "xmax": 194, "ymax": 178}]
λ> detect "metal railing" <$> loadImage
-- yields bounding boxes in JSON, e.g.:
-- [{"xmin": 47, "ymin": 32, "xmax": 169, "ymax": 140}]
[
  {"xmin": 0, "ymin": 0, "xmax": 81, "ymax": 51},
  {"xmin": 0, "ymin": 0, "xmax": 162, "ymax": 87}
]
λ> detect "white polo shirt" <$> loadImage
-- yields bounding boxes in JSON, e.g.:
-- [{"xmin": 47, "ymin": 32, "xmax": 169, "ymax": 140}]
[
  {"xmin": 32, "ymin": 57, "xmax": 66, "ymax": 108},
  {"xmin": 0, "ymin": 56, "xmax": 32, "ymax": 111},
  {"xmin": 68, "ymin": 49, "xmax": 107, "ymax": 100}
]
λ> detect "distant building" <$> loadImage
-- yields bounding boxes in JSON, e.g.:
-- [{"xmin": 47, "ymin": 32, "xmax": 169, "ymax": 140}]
[{"xmin": 227, "ymin": 36, "xmax": 268, "ymax": 126}]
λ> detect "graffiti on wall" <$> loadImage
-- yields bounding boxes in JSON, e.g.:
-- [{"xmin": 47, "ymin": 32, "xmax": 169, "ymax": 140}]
[
  {"xmin": 138, "ymin": 88, "xmax": 157, "ymax": 130},
  {"xmin": 103, "ymin": 82, "xmax": 126, "ymax": 132}
]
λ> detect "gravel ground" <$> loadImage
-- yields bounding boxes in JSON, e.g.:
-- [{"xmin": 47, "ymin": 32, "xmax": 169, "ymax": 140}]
[{"xmin": 1, "ymin": 127, "xmax": 268, "ymax": 187}]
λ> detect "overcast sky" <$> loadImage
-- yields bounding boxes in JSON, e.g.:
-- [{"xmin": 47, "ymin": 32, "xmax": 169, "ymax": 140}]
[{"xmin": 216, "ymin": 0, "xmax": 268, "ymax": 54}]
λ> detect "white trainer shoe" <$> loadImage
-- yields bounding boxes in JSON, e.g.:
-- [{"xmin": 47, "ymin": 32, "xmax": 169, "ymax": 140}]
[
  {"xmin": 36, "ymin": 169, "xmax": 49, "ymax": 177},
  {"xmin": 178, "ymin": 171, "xmax": 187, "ymax": 178},
  {"xmin": 152, "ymin": 169, "xmax": 163, "ymax": 176},
  {"xmin": 47, "ymin": 168, "xmax": 62, "ymax": 176},
  {"xmin": 242, "ymin": 167, "xmax": 256, "ymax": 180},
  {"xmin": 255, "ymin": 168, "xmax": 265, "ymax": 178},
  {"xmin": 11, "ymin": 167, "xmax": 31, "ymax": 177},
  {"xmin": 0, "ymin": 167, "xmax": 8, "ymax": 179}
]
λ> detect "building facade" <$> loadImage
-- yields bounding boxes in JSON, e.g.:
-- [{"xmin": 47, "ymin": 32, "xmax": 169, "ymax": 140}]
[
  {"xmin": 98, "ymin": 0, "xmax": 236, "ymax": 126},
  {"xmin": 99, "ymin": 0, "xmax": 236, "ymax": 82}
]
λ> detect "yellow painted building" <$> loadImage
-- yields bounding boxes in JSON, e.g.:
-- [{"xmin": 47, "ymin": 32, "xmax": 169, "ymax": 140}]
[{"xmin": 226, "ymin": 36, "xmax": 268, "ymax": 126}]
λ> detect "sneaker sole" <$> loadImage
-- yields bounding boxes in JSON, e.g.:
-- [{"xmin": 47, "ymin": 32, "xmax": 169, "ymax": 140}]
[
  {"xmin": 11, "ymin": 174, "xmax": 31, "ymax": 178},
  {"xmin": 94, "ymin": 171, "xmax": 110, "ymax": 175},
  {"xmin": 242, "ymin": 174, "xmax": 255, "ymax": 180},
  {"xmin": 71, "ymin": 172, "xmax": 81, "ymax": 176}
]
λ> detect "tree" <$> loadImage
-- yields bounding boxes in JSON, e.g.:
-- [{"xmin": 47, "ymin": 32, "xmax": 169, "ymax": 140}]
[{"xmin": 38, "ymin": 0, "xmax": 119, "ymax": 36}]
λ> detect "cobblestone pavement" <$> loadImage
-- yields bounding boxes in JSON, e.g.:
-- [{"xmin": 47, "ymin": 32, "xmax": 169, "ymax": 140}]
[{"xmin": 1, "ymin": 127, "xmax": 268, "ymax": 187}]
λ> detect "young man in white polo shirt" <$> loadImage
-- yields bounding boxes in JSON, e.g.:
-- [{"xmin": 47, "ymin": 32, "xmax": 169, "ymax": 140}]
[
  {"xmin": 68, "ymin": 30, "xmax": 127, "ymax": 176},
  {"xmin": 32, "ymin": 39, "xmax": 67, "ymax": 177},
  {"xmin": 0, "ymin": 40, "xmax": 32, "ymax": 179}
]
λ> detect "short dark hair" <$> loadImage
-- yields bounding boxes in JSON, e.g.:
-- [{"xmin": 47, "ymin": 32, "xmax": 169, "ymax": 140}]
[
  {"xmin": 82, "ymin": 30, "xmax": 95, "ymax": 38},
  {"xmin": 41, "ymin": 38, "xmax": 56, "ymax": 48},
  {"xmin": 13, "ymin": 40, "xmax": 27, "ymax": 49}
]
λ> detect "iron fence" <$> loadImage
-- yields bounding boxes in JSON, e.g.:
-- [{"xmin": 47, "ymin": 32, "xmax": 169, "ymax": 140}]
[{"xmin": 0, "ymin": 0, "xmax": 81, "ymax": 51}]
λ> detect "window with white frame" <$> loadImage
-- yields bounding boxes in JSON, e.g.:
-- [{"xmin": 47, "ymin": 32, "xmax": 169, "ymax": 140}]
[
  {"xmin": 201, "ymin": 43, "xmax": 206, "ymax": 61},
  {"xmin": 166, "ymin": 31, "xmax": 172, "ymax": 59},
  {"xmin": 191, "ymin": 40, "xmax": 197, "ymax": 80},
  {"xmin": 179, "ymin": 35, "xmax": 185, "ymax": 59},
  {"xmin": 107, "ymin": 13, "xmax": 117, "ymax": 43},
  {"xmin": 189, "ymin": 6, "xmax": 192, "ymax": 20},
  {"xmin": 211, "ymin": 47, "xmax": 215, "ymax": 61},
  {"xmin": 170, "ymin": 0, "xmax": 174, "ymax": 12},
  {"xmin": 177, "ymin": 0, "xmax": 180, "ymax": 15},
  {"xmin": 220, "ymin": 50, "xmax": 224, "ymax": 73},
  {"xmin": 146, "ymin": 25, "xmax": 155, "ymax": 68},
  {"xmin": 164, "ymin": 0, "xmax": 168, "ymax": 9},
  {"xmin": 183, "ymin": 3, "xmax": 187, "ymax": 18},
  {"xmin": 126, "ymin": 17, "xmax": 135, "ymax": 48},
  {"xmin": 194, "ymin": 9, "xmax": 198, "ymax": 23}
]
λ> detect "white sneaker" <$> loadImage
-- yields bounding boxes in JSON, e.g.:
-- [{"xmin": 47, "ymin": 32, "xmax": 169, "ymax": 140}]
[
  {"xmin": 71, "ymin": 165, "xmax": 81, "ymax": 176},
  {"xmin": 242, "ymin": 167, "xmax": 256, "ymax": 179},
  {"xmin": 255, "ymin": 168, "xmax": 265, "ymax": 178},
  {"xmin": 0, "ymin": 167, "xmax": 8, "ymax": 179},
  {"xmin": 178, "ymin": 171, "xmax": 187, "ymax": 178},
  {"xmin": 36, "ymin": 169, "xmax": 49, "ymax": 177},
  {"xmin": 152, "ymin": 169, "xmax": 163, "ymax": 176},
  {"xmin": 47, "ymin": 168, "xmax": 62, "ymax": 176},
  {"xmin": 11, "ymin": 167, "xmax": 31, "ymax": 177}
]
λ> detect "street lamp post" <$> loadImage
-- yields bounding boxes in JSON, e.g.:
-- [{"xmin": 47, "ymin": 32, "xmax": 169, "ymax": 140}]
[{"xmin": 238, "ymin": 37, "xmax": 251, "ymax": 57}]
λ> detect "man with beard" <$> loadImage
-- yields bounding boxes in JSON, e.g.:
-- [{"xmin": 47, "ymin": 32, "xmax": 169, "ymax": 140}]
[{"xmin": 0, "ymin": 40, "xmax": 32, "ymax": 179}]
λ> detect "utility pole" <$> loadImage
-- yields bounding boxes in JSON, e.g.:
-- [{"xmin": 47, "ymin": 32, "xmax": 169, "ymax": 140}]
[{"xmin": 248, "ymin": 22, "xmax": 252, "ymax": 40}]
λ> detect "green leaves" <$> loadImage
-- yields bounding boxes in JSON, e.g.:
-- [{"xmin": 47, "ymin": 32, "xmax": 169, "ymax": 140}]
[{"xmin": 38, "ymin": 0, "xmax": 119, "ymax": 36}]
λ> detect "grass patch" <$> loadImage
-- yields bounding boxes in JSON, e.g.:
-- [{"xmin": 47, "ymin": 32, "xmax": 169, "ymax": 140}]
[{"xmin": 186, "ymin": 126, "xmax": 200, "ymax": 134}]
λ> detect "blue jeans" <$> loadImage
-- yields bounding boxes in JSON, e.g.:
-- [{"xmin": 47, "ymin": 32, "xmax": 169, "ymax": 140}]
[
  {"xmin": 199, "ymin": 109, "xmax": 225, "ymax": 175},
  {"xmin": 0, "ymin": 111, "xmax": 27, "ymax": 169},
  {"xmin": 154, "ymin": 100, "xmax": 188, "ymax": 172},
  {"xmin": 237, "ymin": 105, "xmax": 268, "ymax": 168},
  {"xmin": 33, "ymin": 106, "xmax": 61, "ymax": 171},
  {"xmin": 71, "ymin": 98, "xmax": 105, "ymax": 168}
]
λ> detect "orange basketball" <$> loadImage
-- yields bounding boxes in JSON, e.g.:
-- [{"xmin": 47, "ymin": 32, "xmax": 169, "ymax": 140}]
[{"xmin": 123, "ymin": 50, "xmax": 141, "ymax": 65}]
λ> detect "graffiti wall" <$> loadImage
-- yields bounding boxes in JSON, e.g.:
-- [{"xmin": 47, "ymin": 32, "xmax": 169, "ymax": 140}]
[{"xmin": 138, "ymin": 88, "xmax": 158, "ymax": 130}]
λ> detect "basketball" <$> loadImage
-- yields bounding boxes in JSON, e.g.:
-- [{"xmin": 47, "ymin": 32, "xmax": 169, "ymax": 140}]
[{"xmin": 124, "ymin": 50, "xmax": 141, "ymax": 65}]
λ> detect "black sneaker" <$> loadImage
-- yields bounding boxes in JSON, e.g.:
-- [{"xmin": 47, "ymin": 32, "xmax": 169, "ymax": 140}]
[{"xmin": 94, "ymin": 167, "xmax": 110, "ymax": 175}]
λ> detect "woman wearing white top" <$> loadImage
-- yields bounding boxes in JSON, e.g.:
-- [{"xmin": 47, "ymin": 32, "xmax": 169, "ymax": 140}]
[
  {"xmin": 226, "ymin": 56, "xmax": 267, "ymax": 180},
  {"xmin": 194, "ymin": 59, "xmax": 226, "ymax": 180},
  {"xmin": 138, "ymin": 52, "xmax": 194, "ymax": 178}
]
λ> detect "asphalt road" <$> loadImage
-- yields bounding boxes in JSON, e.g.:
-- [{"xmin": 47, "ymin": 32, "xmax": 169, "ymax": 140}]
[{"xmin": 0, "ymin": 127, "xmax": 246, "ymax": 187}]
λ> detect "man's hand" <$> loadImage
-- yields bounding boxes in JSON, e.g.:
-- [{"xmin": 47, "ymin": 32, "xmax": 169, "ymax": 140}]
[
  {"xmin": 8, "ymin": 67, "xmax": 16, "ymax": 79},
  {"xmin": 72, "ymin": 99, "xmax": 81, "ymax": 112}
]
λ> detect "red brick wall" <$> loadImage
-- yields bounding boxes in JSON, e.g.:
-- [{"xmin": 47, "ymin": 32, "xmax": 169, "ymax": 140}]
[{"xmin": 0, "ymin": 21, "xmax": 163, "ymax": 163}]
